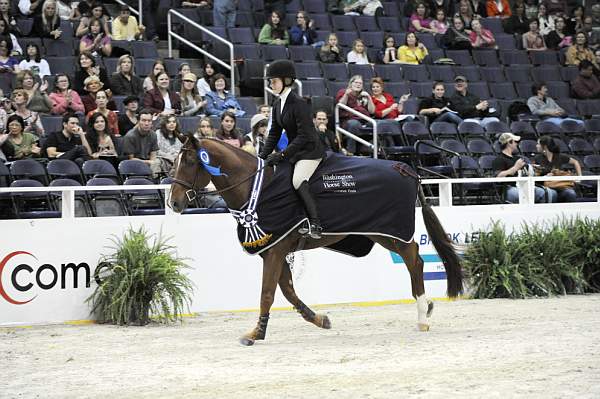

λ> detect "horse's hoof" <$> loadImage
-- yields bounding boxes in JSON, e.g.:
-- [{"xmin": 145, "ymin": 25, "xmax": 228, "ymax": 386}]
[
  {"xmin": 320, "ymin": 315, "xmax": 331, "ymax": 329},
  {"xmin": 239, "ymin": 337, "xmax": 255, "ymax": 346},
  {"xmin": 417, "ymin": 323, "xmax": 430, "ymax": 332},
  {"xmin": 426, "ymin": 301, "xmax": 434, "ymax": 318}
]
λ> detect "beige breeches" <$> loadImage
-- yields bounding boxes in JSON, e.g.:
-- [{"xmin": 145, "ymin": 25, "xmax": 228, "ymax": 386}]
[{"xmin": 292, "ymin": 158, "xmax": 322, "ymax": 189}]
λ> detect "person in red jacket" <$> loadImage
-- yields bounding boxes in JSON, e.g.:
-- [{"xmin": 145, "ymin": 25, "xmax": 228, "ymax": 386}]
[
  {"xmin": 142, "ymin": 71, "xmax": 181, "ymax": 116},
  {"xmin": 486, "ymin": 0, "xmax": 511, "ymax": 18}
]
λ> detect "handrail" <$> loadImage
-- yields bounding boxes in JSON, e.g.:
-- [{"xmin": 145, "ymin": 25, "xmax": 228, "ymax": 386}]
[
  {"xmin": 113, "ymin": 0, "xmax": 142, "ymax": 21},
  {"xmin": 263, "ymin": 63, "xmax": 302, "ymax": 103},
  {"xmin": 335, "ymin": 103, "xmax": 379, "ymax": 159},
  {"xmin": 167, "ymin": 10, "xmax": 235, "ymax": 89}
]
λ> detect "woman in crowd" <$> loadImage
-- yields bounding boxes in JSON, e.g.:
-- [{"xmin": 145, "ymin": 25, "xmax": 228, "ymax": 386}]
[
  {"xmin": 565, "ymin": 31, "xmax": 596, "ymax": 66},
  {"xmin": 258, "ymin": 10, "xmax": 289, "ymax": 45},
  {"xmin": 524, "ymin": 0, "xmax": 538, "ymax": 20},
  {"xmin": 86, "ymin": 90, "xmax": 119, "ymax": 136},
  {"xmin": 0, "ymin": 36, "xmax": 18, "ymax": 74},
  {"xmin": 79, "ymin": 17, "xmax": 112, "ymax": 57},
  {"xmin": 469, "ymin": 18, "xmax": 496, "ymax": 49},
  {"xmin": 347, "ymin": 38, "xmax": 369, "ymax": 64},
  {"xmin": 196, "ymin": 62, "xmax": 215, "ymax": 97},
  {"xmin": 110, "ymin": 55, "xmax": 143, "ymax": 97},
  {"xmin": 142, "ymin": 59, "xmax": 165, "ymax": 92},
  {"xmin": 179, "ymin": 72, "xmax": 206, "ymax": 116},
  {"xmin": 534, "ymin": 135, "xmax": 581, "ymax": 203},
  {"xmin": 455, "ymin": 0, "xmax": 475, "ymax": 30},
  {"xmin": 205, "ymin": 73, "xmax": 245, "ymax": 117},
  {"xmin": 15, "ymin": 70, "xmax": 52, "ymax": 114},
  {"xmin": 76, "ymin": 1, "xmax": 110, "ymax": 38},
  {"xmin": 398, "ymin": 32, "xmax": 429, "ymax": 64},
  {"xmin": 195, "ymin": 116, "xmax": 215, "ymax": 139},
  {"xmin": 0, "ymin": 114, "xmax": 41, "ymax": 160},
  {"xmin": 567, "ymin": 5, "xmax": 585, "ymax": 35},
  {"xmin": 442, "ymin": 16, "xmax": 473, "ymax": 49},
  {"xmin": 86, "ymin": 112, "xmax": 117, "ymax": 159},
  {"xmin": 0, "ymin": 19, "xmax": 21, "ymax": 55},
  {"xmin": 18, "ymin": 44, "xmax": 50, "ymax": 79},
  {"xmin": 10, "ymin": 89, "xmax": 44, "ymax": 137},
  {"xmin": 418, "ymin": 81, "xmax": 464, "ymax": 124},
  {"xmin": 431, "ymin": 8, "xmax": 449, "ymax": 34},
  {"xmin": 143, "ymin": 71, "xmax": 181, "ymax": 116},
  {"xmin": 0, "ymin": 0, "xmax": 20, "ymax": 35},
  {"xmin": 56, "ymin": 0, "xmax": 77, "ymax": 20},
  {"xmin": 49, "ymin": 73, "xmax": 85, "ymax": 115},
  {"xmin": 503, "ymin": 3, "xmax": 529, "ymax": 35},
  {"xmin": 74, "ymin": 52, "xmax": 111, "ymax": 95},
  {"xmin": 215, "ymin": 110, "xmax": 243, "ymax": 147},
  {"xmin": 81, "ymin": 75, "xmax": 116, "ymax": 114},
  {"xmin": 170, "ymin": 62, "xmax": 191, "ymax": 92},
  {"xmin": 290, "ymin": 10, "xmax": 318, "ymax": 46},
  {"xmin": 155, "ymin": 115, "xmax": 183, "ymax": 174},
  {"xmin": 242, "ymin": 113, "xmax": 268, "ymax": 155},
  {"xmin": 371, "ymin": 77, "xmax": 411, "ymax": 121},
  {"xmin": 32, "ymin": 0, "xmax": 62, "ymax": 39},
  {"xmin": 429, "ymin": 0, "xmax": 454, "ymax": 19},
  {"xmin": 409, "ymin": 2, "xmax": 436, "ymax": 34},
  {"xmin": 319, "ymin": 33, "xmax": 344, "ymax": 63},
  {"xmin": 378, "ymin": 34, "xmax": 399, "ymax": 64},
  {"xmin": 536, "ymin": 3, "xmax": 555, "ymax": 36},
  {"xmin": 118, "ymin": 95, "xmax": 139, "ymax": 135},
  {"xmin": 545, "ymin": 16, "xmax": 571, "ymax": 50},
  {"xmin": 522, "ymin": 20, "xmax": 547, "ymax": 51}
]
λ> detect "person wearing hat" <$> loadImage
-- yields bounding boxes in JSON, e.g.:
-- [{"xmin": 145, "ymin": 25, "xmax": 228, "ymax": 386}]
[
  {"xmin": 112, "ymin": 5, "xmax": 145, "ymax": 41},
  {"xmin": 450, "ymin": 75, "xmax": 499, "ymax": 127},
  {"xmin": 492, "ymin": 132, "xmax": 548, "ymax": 204},
  {"xmin": 259, "ymin": 59, "xmax": 326, "ymax": 239},
  {"xmin": 180, "ymin": 72, "xmax": 206, "ymax": 116},
  {"xmin": 242, "ymin": 113, "xmax": 269, "ymax": 155},
  {"xmin": 118, "ymin": 95, "xmax": 139, "ymax": 135}
]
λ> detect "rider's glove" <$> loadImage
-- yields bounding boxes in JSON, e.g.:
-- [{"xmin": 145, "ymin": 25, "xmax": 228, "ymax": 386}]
[{"xmin": 265, "ymin": 151, "xmax": 285, "ymax": 166}]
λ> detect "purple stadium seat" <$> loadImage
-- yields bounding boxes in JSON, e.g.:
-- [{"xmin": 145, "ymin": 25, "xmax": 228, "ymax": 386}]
[
  {"xmin": 584, "ymin": 119, "xmax": 600, "ymax": 134},
  {"xmin": 286, "ymin": 0, "xmax": 302, "ymax": 12},
  {"xmin": 445, "ymin": 50, "xmax": 473, "ymax": 66},
  {"xmin": 295, "ymin": 62, "xmax": 322, "ymax": 79},
  {"xmin": 529, "ymin": 51, "xmax": 559, "ymax": 65},
  {"xmin": 355, "ymin": 15, "xmax": 379, "ymax": 31},
  {"xmin": 321, "ymin": 63, "xmax": 349, "ymax": 81},
  {"xmin": 467, "ymin": 82, "xmax": 491, "ymax": 99},
  {"xmin": 480, "ymin": 66, "xmax": 506, "ymax": 82},
  {"xmin": 374, "ymin": 64, "xmax": 403, "ymax": 82},
  {"xmin": 228, "ymin": 27, "xmax": 255, "ymax": 44},
  {"xmin": 510, "ymin": 121, "xmax": 537, "ymax": 139},
  {"xmin": 472, "ymin": 49, "xmax": 499, "ymax": 66},
  {"xmin": 402, "ymin": 64, "xmax": 429, "ymax": 81},
  {"xmin": 481, "ymin": 17, "xmax": 504, "ymax": 34},
  {"xmin": 576, "ymin": 100, "xmax": 600, "ymax": 117},
  {"xmin": 568, "ymin": 138, "xmax": 595, "ymax": 155},
  {"xmin": 311, "ymin": 14, "xmax": 332, "ymax": 31},
  {"xmin": 453, "ymin": 65, "xmax": 481, "ymax": 82},
  {"xmin": 505, "ymin": 65, "xmax": 532, "ymax": 82},
  {"xmin": 560, "ymin": 66, "xmax": 579, "ymax": 82},
  {"xmin": 484, "ymin": 120, "xmax": 510, "ymax": 135},
  {"xmin": 458, "ymin": 121, "xmax": 485, "ymax": 137},
  {"xmin": 489, "ymin": 82, "xmax": 517, "ymax": 100},
  {"xmin": 235, "ymin": 44, "xmax": 261, "ymax": 59},
  {"xmin": 332, "ymin": 15, "xmax": 357, "ymax": 31},
  {"xmin": 378, "ymin": 16, "xmax": 402, "ymax": 33},
  {"xmin": 583, "ymin": 154, "xmax": 600, "ymax": 173},
  {"xmin": 304, "ymin": 0, "xmax": 326, "ymax": 13},
  {"xmin": 385, "ymin": 82, "xmax": 410, "ymax": 99},
  {"xmin": 409, "ymin": 81, "xmax": 434, "ymax": 98},
  {"xmin": 336, "ymin": 31, "xmax": 359, "ymax": 47},
  {"xmin": 260, "ymin": 45, "xmax": 288, "ymax": 61},
  {"xmin": 531, "ymin": 65, "xmax": 562, "ymax": 83},
  {"xmin": 430, "ymin": 122, "xmax": 459, "ymax": 138},
  {"xmin": 359, "ymin": 31, "xmax": 384, "ymax": 48},
  {"xmin": 441, "ymin": 139, "xmax": 468, "ymax": 154},
  {"xmin": 402, "ymin": 121, "xmax": 430, "ymax": 141},
  {"xmin": 10, "ymin": 159, "xmax": 48, "ymax": 184},
  {"xmin": 545, "ymin": 81, "xmax": 570, "ymax": 99},
  {"xmin": 382, "ymin": 2, "xmax": 400, "ymax": 17},
  {"xmin": 427, "ymin": 65, "xmax": 454, "ymax": 82},
  {"xmin": 348, "ymin": 64, "xmax": 375, "ymax": 82},
  {"xmin": 301, "ymin": 79, "xmax": 327, "ymax": 97},
  {"xmin": 46, "ymin": 159, "xmax": 83, "ymax": 183},
  {"xmin": 536, "ymin": 120, "xmax": 562, "ymax": 136},
  {"xmin": 560, "ymin": 119, "xmax": 586, "ymax": 137},
  {"xmin": 518, "ymin": 139, "xmax": 538, "ymax": 157},
  {"xmin": 495, "ymin": 34, "xmax": 517, "ymax": 50},
  {"xmin": 499, "ymin": 50, "xmax": 529, "ymax": 65},
  {"xmin": 326, "ymin": 81, "xmax": 346, "ymax": 96},
  {"xmin": 467, "ymin": 138, "xmax": 495, "ymax": 155}
]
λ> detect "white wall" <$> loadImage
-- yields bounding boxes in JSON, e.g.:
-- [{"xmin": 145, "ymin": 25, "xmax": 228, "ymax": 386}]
[{"xmin": 1, "ymin": 203, "xmax": 599, "ymax": 326}]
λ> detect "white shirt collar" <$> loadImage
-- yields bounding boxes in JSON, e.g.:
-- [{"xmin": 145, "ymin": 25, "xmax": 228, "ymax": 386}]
[{"xmin": 279, "ymin": 88, "xmax": 292, "ymax": 113}]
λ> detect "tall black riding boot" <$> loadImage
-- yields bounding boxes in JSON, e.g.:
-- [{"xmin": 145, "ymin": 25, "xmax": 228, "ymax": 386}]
[{"xmin": 296, "ymin": 181, "xmax": 323, "ymax": 239}]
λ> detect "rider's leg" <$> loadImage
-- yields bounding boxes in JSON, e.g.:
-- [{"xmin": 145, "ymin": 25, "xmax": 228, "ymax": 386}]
[{"xmin": 293, "ymin": 159, "xmax": 323, "ymax": 239}]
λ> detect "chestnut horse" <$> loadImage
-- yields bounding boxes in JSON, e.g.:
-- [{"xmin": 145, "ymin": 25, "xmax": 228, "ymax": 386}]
[{"xmin": 169, "ymin": 134, "xmax": 463, "ymax": 346}]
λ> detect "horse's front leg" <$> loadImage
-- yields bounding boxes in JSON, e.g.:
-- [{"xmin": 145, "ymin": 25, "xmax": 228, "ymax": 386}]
[
  {"xmin": 239, "ymin": 250, "xmax": 284, "ymax": 346},
  {"xmin": 278, "ymin": 262, "xmax": 331, "ymax": 330}
]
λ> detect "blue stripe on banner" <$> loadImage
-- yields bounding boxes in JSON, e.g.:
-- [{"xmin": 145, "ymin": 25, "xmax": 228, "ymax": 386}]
[
  {"xmin": 424, "ymin": 272, "xmax": 447, "ymax": 281},
  {"xmin": 389, "ymin": 252, "xmax": 441, "ymax": 264},
  {"xmin": 389, "ymin": 252, "xmax": 446, "ymax": 280}
]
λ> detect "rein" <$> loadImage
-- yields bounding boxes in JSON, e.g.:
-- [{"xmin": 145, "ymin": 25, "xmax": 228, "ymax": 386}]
[{"xmin": 171, "ymin": 145, "xmax": 268, "ymax": 202}]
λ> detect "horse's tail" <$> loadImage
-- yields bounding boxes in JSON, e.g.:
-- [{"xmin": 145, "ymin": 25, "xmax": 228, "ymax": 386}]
[{"xmin": 417, "ymin": 183, "xmax": 463, "ymax": 298}]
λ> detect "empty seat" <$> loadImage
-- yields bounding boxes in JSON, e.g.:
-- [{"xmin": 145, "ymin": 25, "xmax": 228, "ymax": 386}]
[
  {"xmin": 484, "ymin": 120, "xmax": 510, "ymax": 135},
  {"xmin": 453, "ymin": 65, "xmax": 481, "ymax": 82},
  {"xmin": 458, "ymin": 121, "xmax": 485, "ymax": 137},
  {"xmin": 46, "ymin": 159, "xmax": 83, "ymax": 183},
  {"xmin": 584, "ymin": 119, "xmax": 600, "ymax": 134},
  {"xmin": 382, "ymin": 1, "xmax": 400, "ymax": 16},
  {"xmin": 46, "ymin": 57, "xmax": 75, "ymax": 75},
  {"xmin": 348, "ymin": 64, "xmax": 375, "ymax": 82},
  {"xmin": 518, "ymin": 139, "xmax": 538, "ymax": 156},
  {"xmin": 178, "ymin": 116, "xmax": 201, "ymax": 134},
  {"xmin": 288, "ymin": 46, "xmax": 318, "ymax": 62},
  {"xmin": 531, "ymin": 65, "xmax": 562, "ymax": 83},
  {"xmin": 430, "ymin": 122, "xmax": 458, "ymax": 138},
  {"xmin": 378, "ymin": 16, "xmax": 402, "ymax": 33},
  {"xmin": 510, "ymin": 121, "xmax": 537, "ymax": 138},
  {"xmin": 234, "ymin": 11, "xmax": 255, "ymax": 27},
  {"xmin": 335, "ymin": 31, "xmax": 359, "ymax": 47},
  {"xmin": 331, "ymin": 15, "xmax": 356, "ymax": 31},
  {"xmin": 134, "ymin": 58, "xmax": 156, "ymax": 77},
  {"xmin": 131, "ymin": 41, "xmax": 159, "ymax": 58},
  {"xmin": 359, "ymin": 31, "xmax": 384, "ymax": 48},
  {"xmin": 355, "ymin": 15, "xmax": 379, "ymax": 31},
  {"xmin": 304, "ymin": 0, "xmax": 327, "ymax": 13},
  {"xmin": 82, "ymin": 159, "xmax": 119, "ymax": 182},
  {"xmin": 261, "ymin": 45, "xmax": 288, "ymax": 61},
  {"xmin": 494, "ymin": 34, "xmax": 517, "ymax": 50},
  {"xmin": 237, "ymin": 97, "xmax": 258, "ymax": 115},
  {"xmin": 228, "ymin": 27, "xmax": 255, "ymax": 44},
  {"xmin": 535, "ymin": 120, "xmax": 562, "ymax": 135},
  {"xmin": 427, "ymin": 65, "xmax": 454, "ymax": 82},
  {"xmin": 576, "ymin": 100, "xmax": 600, "ymax": 117},
  {"xmin": 311, "ymin": 14, "xmax": 332, "ymax": 30},
  {"xmin": 445, "ymin": 50, "xmax": 473, "ymax": 66},
  {"xmin": 415, "ymin": 33, "xmax": 438, "ymax": 50},
  {"xmin": 481, "ymin": 17, "xmax": 504, "ymax": 34},
  {"xmin": 235, "ymin": 43, "xmax": 261, "ymax": 59},
  {"xmin": 10, "ymin": 179, "xmax": 60, "ymax": 219},
  {"xmin": 560, "ymin": 66, "xmax": 579, "ymax": 82},
  {"xmin": 403, "ymin": 121, "xmax": 430, "ymax": 142},
  {"xmin": 385, "ymin": 82, "xmax": 410, "ymax": 99},
  {"xmin": 480, "ymin": 66, "xmax": 505, "ymax": 83},
  {"xmin": 472, "ymin": 49, "xmax": 499, "ymax": 66},
  {"xmin": 300, "ymin": 79, "xmax": 327, "ymax": 96},
  {"xmin": 489, "ymin": 82, "xmax": 517, "ymax": 100},
  {"xmin": 560, "ymin": 119, "xmax": 586, "ymax": 137},
  {"xmin": 374, "ymin": 64, "xmax": 403, "ymax": 82},
  {"xmin": 321, "ymin": 63, "xmax": 349, "ymax": 81},
  {"xmin": 440, "ymin": 139, "xmax": 468, "ymax": 154},
  {"xmin": 583, "ymin": 154, "xmax": 600, "ymax": 173},
  {"xmin": 118, "ymin": 159, "xmax": 153, "ymax": 179},
  {"xmin": 409, "ymin": 81, "xmax": 434, "ymax": 98},
  {"xmin": 568, "ymin": 138, "xmax": 594, "ymax": 155},
  {"xmin": 499, "ymin": 50, "xmax": 529, "ymax": 65},
  {"xmin": 402, "ymin": 64, "xmax": 429, "ymax": 81},
  {"xmin": 466, "ymin": 138, "xmax": 494, "ymax": 155},
  {"xmin": 326, "ymin": 81, "xmax": 346, "ymax": 96},
  {"xmin": 529, "ymin": 51, "xmax": 559, "ymax": 65},
  {"xmin": 546, "ymin": 81, "xmax": 570, "ymax": 99},
  {"xmin": 467, "ymin": 82, "xmax": 491, "ymax": 99},
  {"xmin": 295, "ymin": 62, "xmax": 322, "ymax": 79},
  {"xmin": 10, "ymin": 159, "xmax": 49, "ymax": 184},
  {"xmin": 86, "ymin": 177, "xmax": 127, "ymax": 217},
  {"xmin": 505, "ymin": 65, "xmax": 532, "ymax": 83}
]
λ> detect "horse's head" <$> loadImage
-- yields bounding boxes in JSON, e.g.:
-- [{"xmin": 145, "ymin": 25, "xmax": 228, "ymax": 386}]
[{"xmin": 169, "ymin": 133, "xmax": 211, "ymax": 213}]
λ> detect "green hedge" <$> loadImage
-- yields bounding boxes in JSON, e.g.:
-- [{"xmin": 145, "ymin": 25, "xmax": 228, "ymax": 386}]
[{"xmin": 463, "ymin": 217, "xmax": 600, "ymax": 299}]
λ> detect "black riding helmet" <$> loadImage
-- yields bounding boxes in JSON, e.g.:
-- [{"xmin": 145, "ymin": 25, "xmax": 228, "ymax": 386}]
[{"xmin": 265, "ymin": 60, "xmax": 296, "ymax": 88}]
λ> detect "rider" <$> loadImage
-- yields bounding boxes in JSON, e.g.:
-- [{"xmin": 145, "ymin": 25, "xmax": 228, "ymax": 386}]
[{"xmin": 259, "ymin": 60, "xmax": 326, "ymax": 239}]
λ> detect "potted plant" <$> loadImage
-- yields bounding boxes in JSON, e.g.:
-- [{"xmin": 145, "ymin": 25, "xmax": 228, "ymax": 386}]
[{"xmin": 87, "ymin": 226, "xmax": 194, "ymax": 325}]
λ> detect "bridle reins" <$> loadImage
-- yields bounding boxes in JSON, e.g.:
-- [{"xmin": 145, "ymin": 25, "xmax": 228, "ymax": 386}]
[{"xmin": 170, "ymin": 144, "xmax": 268, "ymax": 203}]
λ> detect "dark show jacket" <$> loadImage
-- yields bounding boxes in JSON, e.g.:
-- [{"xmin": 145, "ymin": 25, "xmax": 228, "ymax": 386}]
[
  {"xmin": 260, "ymin": 91, "xmax": 325, "ymax": 163},
  {"xmin": 143, "ymin": 88, "xmax": 182, "ymax": 114}
]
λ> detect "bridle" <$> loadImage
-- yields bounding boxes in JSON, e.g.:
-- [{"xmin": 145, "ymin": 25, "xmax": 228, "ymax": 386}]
[{"xmin": 170, "ymin": 142, "xmax": 268, "ymax": 204}]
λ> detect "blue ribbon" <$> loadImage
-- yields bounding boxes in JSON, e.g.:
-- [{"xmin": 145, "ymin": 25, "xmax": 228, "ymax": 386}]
[{"xmin": 197, "ymin": 148, "xmax": 228, "ymax": 177}]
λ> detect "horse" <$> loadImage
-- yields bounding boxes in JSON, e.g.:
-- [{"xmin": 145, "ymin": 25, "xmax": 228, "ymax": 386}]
[{"xmin": 169, "ymin": 134, "xmax": 463, "ymax": 346}]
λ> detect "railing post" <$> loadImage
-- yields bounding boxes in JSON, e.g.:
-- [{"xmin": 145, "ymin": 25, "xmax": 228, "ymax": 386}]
[
  {"xmin": 138, "ymin": 0, "xmax": 143, "ymax": 24},
  {"xmin": 61, "ymin": 190, "xmax": 75, "ymax": 219},
  {"xmin": 438, "ymin": 181, "xmax": 453, "ymax": 207},
  {"xmin": 167, "ymin": 11, "xmax": 172, "ymax": 58}
]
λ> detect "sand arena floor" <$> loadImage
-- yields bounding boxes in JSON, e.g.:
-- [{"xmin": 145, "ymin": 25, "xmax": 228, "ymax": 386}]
[{"xmin": 2, "ymin": 295, "xmax": 600, "ymax": 399}]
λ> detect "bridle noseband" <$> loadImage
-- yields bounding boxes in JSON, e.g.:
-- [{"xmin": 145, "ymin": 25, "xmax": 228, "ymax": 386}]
[{"xmin": 170, "ymin": 143, "xmax": 267, "ymax": 204}]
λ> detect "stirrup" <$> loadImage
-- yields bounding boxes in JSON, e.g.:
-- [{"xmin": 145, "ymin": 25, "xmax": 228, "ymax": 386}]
[{"xmin": 297, "ymin": 220, "xmax": 322, "ymax": 239}]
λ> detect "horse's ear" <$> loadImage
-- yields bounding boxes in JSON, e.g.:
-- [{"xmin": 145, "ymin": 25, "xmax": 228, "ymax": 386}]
[
  {"xmin": 186, "ymin": 132, "xmax": 200, "ymax": 149},
  {"xmin": 175, "ymin": 131, "xmax": 186, "ymax": 143}
]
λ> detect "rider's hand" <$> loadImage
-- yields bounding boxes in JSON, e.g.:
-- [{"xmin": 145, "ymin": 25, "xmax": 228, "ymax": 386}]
[{"xmin": 265, "ymin": 151, "xmax": 284, "ymax": 166}]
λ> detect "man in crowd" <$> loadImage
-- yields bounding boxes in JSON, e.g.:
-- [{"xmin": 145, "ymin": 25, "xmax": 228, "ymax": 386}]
[
  {"xmin": 122, "ymin": 108, "xmax": 160, "ymax": 175},
  {"xmin": 571, "ymin": 60, "xmax": 600, "ymax": 99},
  {"xmin": 112, "ymin": 5, "xmax": 145, "ymax": 41},
  {"xmin": 583, "ymin": 16, "xmax": 600, "ymax": 51},
  {"xmin": 492, "ymin": 133, "xmax": 548, "ymax": 204},
  {"xmin": 527, "ymin": 83, "xmax": 584, "ymax": 126},
  {"xmin": 45, "ymin": 114, "xmax": 91, "ymax": 165},
  {"xmin": 313, "ymin": 109, "xmax": 340, "ymax": 153},
  {"xmin": 450, "ymin": 76, "xmax": 499, "ymax": 127}
]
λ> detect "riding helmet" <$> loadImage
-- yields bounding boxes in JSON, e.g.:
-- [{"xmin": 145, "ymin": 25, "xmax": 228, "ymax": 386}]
[{"xmin": 265, "ymin": 60, "xmax": 296, "ymax": 80}]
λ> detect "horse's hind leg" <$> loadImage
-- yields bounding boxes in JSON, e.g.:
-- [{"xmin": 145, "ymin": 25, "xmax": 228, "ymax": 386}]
[
  {"xmin": 278, "ymin": 261, "xmax": 331, "ymax": 330},
  {"xmin": 371, "ymin": 236, "xmax": 433, "ymax": 331},
  {"xmin": 239, "ymin": 249, "xmax": 285, "ymax": 346}
]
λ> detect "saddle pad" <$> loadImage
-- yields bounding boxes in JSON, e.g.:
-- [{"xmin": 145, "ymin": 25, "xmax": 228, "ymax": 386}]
[{"xmin": 234, "ymin": 152, "xmax": 418, "ymax": 256}]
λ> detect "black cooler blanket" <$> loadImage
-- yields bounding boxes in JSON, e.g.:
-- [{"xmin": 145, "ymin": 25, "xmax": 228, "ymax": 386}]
[{"xmin": 234, "ymin": 152, "xmax": 418, "ymax": 256}]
